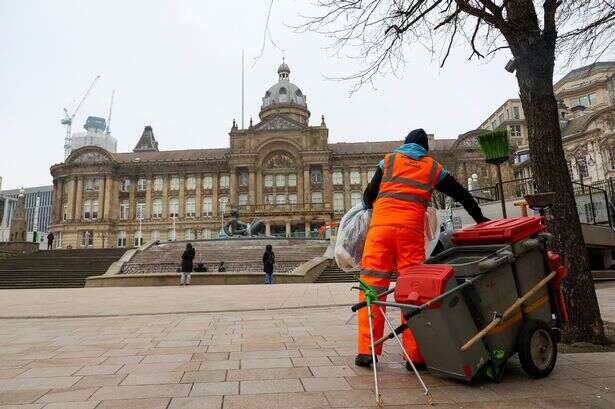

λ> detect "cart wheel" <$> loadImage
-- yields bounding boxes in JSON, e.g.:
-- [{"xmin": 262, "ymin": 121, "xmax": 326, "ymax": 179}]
[{"xmin": 517, "ymin": 319, "xmax": 557, "ymax": 379}]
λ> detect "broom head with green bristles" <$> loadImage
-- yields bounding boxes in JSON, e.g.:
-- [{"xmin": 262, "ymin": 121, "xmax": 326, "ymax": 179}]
[{"xmin": 477, "ymin": 130, "xmax": 510, "ymax": 165}]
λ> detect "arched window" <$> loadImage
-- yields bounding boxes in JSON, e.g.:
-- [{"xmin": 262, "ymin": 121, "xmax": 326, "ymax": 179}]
[
  {"xmin": 169, "ymin": 198, "xmax": 179, "ymax": 218},
  {"xmin": 152, "ymin": 199, "xmax": 162, "ymax": 218},
  {"xmin": 279, "ymin": 87, "xmax": 287, "ymax": 95},
  {"xmin": 117, "ymin": 231, "xmax": 127, "ymax": 247},
  {"xmin": 295, "ymin": 89, "xmax": 303, "ymax": 97}
]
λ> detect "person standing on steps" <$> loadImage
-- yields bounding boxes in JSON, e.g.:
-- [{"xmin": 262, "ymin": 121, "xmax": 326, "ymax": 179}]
[
  {"xmin": 180, "ymin": 243, "xmax": 195, "ymax": 286},
  {"xmin": 46, "ymin": 232, "xmax": 54, "ymax": 250},
  {"xmin": 263, "ymin": 244, "xmax": 275, "ymax": 284}
]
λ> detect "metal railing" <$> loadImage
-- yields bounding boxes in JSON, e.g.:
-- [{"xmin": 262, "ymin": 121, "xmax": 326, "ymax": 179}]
[{"xmin": 466, "ymin": 177, "xmax": 614, "ymax": 228}]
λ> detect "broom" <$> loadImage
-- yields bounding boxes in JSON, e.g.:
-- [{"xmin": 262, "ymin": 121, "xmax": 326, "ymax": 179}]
[{"xmin": 477, "ymin": 130, "xmax": 510, "ymax": 218}]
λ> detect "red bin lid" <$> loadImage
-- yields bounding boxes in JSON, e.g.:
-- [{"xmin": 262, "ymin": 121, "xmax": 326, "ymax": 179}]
[
  {"xmin": 452, "ymin": 216, "xmax": 545, "ymax": 245},
  {"xmin": 394, "ymin": 264, "xmax": 454, "ymax": 307}
]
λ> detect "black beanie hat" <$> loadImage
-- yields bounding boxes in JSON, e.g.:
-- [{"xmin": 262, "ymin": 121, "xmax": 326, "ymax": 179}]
[{"xmin": 404, "ymin": 128, "xmax": 429, "ymax": 151}]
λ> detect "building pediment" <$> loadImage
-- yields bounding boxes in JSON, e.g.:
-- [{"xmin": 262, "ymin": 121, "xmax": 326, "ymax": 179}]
[
  {"xmin": 66, "ymin": 147, "xmax": 116, "ymax": 165},
  {"xmin": 254, "ymin": 115, "xmax": 305, "ymax": 131}
]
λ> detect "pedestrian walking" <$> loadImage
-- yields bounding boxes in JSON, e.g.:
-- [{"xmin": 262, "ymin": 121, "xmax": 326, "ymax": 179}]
[
  {"xmin": 217, "ymin": 261, "xmax": 226, "ymax": 272},
  {"xmin": 47, "ymin": 232, "xmax": 54, "ymax": 250},
  {"xmin": 263, "ymin": 244, "xmax": 275, "ymax": 284},
  {"xmin": 180, "ymin": 243, "xmax": 195, "ymax": 286}
]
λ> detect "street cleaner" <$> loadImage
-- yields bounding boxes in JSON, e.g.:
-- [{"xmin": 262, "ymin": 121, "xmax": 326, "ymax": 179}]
[{"xmin": 355, "ymin": 128, "xmax": 490, "ymax": 371}]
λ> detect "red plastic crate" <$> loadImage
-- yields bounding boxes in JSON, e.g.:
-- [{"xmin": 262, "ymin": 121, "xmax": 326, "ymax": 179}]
[
  {"xmin": 394, "ymin": 264, "xmax": 454, "ymax": 307},
  {"xmin": 452, "ymin": 216, "xmax": 545, "ymax": 245}
]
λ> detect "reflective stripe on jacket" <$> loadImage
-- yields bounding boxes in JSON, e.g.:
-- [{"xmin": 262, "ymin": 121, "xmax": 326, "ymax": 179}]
[{"xmin": 371, "ymin": 153, "xmax": 443, "ymax": 227}]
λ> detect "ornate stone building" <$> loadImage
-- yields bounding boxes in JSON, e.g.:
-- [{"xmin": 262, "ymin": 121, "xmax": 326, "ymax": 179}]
[{"xmin": 49, "ymin": 62, "xmax": 492, "ymax": 249}]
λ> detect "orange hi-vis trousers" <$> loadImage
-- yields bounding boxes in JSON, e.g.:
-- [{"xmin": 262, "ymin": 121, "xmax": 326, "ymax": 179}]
[{"xmin": 357, "ymin": 224, "xmax": 426, "ymax": 364}]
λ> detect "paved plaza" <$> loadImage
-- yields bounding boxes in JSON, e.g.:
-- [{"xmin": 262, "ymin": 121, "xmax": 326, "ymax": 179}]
[{"xmin": 0, "ymin": 283, "xmax": 614, "ymax": 408}]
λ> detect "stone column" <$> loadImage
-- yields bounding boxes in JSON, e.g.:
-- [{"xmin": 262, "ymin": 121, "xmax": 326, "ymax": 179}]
[
  {"xmin": 322, "ymin": 165, "xmax": 332, "ymax": 209},
  {"xmin": 303, "ymin": 168, "xmax": 311, "ymax": 209},
  {"xmin": 128, "ymin": 177, "xmax": 136, "ymax": 220},
  {"xmin": 54, "ymin": 178, "xmax": 63, "ymax": 223},
  {"xmin": 361, "ymin": 169, "xmax": 369, "ymax": 190},
  {"xmin": 305, "ymin": 221, "xmax": 311, "ymax": 237},
  {"xmin": 265, "ymin": 222, "xmax": 271, "ymax": 236},
  {"xmin": 74, "ymin": 177, "xmax": 83, "ymax": 221},
  {"xmin": 297, "ymin": 169, "xmax": 304, "ymax": 208},
  {"xmin": 256, "ymin": 170, "xmax": 263, "ymax": 205},
  {"xmin": 103, "ymin": 177, "xmax": 113, "ymax": 221},
  {"xmin": 145, "ymin": 176, "xmax": 152, "ymax": 220},
  {"xmin": 98, "ymin": 176, "xmax": 107, "ymax": 220},
  {"xmin": 285, "ymin": 221, "xmax": 291, "ymax": 238},
  {"xmin": 212, "ymin": 174, "xmax": 219, "ymax": 215},
  {"xmin": 229, "ymin": 169, "xmax": 237, "ymax": 206},
  {"xmin": 248, "ymin": 169, "xmax": 256, "ymax": 205},
  {"xmin": 195, "ymin": 174, "xmax": 203, "ymax": 217},
  {"xmin": 178, "ymin": 176, "xmax": 185, "ymax": 218},
  {"xmin": 343, "ymin": 170, "xmax": 351, "ymax": 210},
  {"xmin": 162, "ymin": 175, "xmax": 169, "ymax": 220}
]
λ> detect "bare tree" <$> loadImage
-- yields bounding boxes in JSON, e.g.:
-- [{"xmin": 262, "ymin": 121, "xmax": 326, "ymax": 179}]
[{"xmin": 298, "ymin": 0, "xmax": 615, "ymax": 344}]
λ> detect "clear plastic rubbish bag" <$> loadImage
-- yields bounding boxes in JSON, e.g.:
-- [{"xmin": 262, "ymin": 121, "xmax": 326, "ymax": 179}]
[
  {"xmin": 424, "ymin": 207, "xmax": 441, "ymax": 258},
  {"xmin": 334, "ymin": 203, "xmax": 372, "ymax": 272}
]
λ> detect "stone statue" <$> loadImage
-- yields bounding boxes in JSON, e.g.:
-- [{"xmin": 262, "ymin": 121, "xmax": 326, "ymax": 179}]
[
  {"xmin": 9, "ymin": 188, "xmax": 27, "ymax": 242},
  {"xmin": 223, "ymin": 209, "xmax": 265, "ymax": 237}
]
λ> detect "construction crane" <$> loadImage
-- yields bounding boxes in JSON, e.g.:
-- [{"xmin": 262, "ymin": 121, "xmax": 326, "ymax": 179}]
[
  {"xmin": 105, "ymin": 89, "xmax": 115, "ymax": 135},
  {"xmin": 62, "ymin": 75, "xmax": 100, "ymax": 159}
]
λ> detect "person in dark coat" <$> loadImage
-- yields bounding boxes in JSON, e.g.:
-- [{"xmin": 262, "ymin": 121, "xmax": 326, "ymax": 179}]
[
  {"xmin": 263, "ymin": 244, "xmax": 275, "ymax": 284},
  {"xmin": 180, "ymin": 243, "xmax": 195, "ymax": 286},
  {"xmin": 47, "ymin": 232, "xmax": 54, "ymax": 250}
]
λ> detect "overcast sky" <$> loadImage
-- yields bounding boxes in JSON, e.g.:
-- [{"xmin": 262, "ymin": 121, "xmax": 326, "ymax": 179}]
[{"xmin": 0, "ymin": 0, "xmax": 593, "ymax": 190}]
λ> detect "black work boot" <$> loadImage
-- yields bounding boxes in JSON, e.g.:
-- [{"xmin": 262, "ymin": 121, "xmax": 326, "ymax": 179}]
[
  {"xmin": 355, "ymin": 354, "xmax": 377, "ymax": 367},
  {"xmin": 406, "ymin": 361, "xmax": 428, "ymax": 372}
]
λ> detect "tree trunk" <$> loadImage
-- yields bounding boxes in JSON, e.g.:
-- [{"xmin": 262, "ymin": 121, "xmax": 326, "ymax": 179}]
[{"xmin": 508, "ymin": 35, "xmax": 607, "ymax": 344}]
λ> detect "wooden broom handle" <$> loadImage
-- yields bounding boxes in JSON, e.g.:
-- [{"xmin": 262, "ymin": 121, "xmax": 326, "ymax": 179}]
[{"xmin": 460, "ymin": 270, "xmax": 557, "ymax": 352}]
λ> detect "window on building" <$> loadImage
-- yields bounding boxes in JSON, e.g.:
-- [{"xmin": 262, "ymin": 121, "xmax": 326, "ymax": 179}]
[
  {"xmin": 202, "ymin": 228, "xmax": 212, "ymax": 240},
  {"xmin": 238, "ymin": 172, "xmax": 249, "ymax": 187},
  {"xmin": 92, "ymin": 200, "xmax": 99, "ymax": 220},
  {"xmin": 153, "ymin": 176, "xmax": 163, "ymax": 191},
  {"xmin": 120, "ymin": 200, "xmax": 129, "ymax": 220},
  {"xmin": 62, "ymin": 203, "xmax": 68, "ymax": 221},
  {"xmin": 576, "ymin": 158, "xmax": 589, "ymax": 178},
  {"xmin": 512, "ymin": 106, "xmax": 520, "ymax": 119},
  {"xmin": 168, "ymin": 229, "xmax": 176, "ymax": 242},
  {"xmin": 333, "ymin": 192, "xmax": 344, "ymax": 213},
  {"xmin": 134, "ymin": 231, "xmax": 143, "ymax": 247},
  {"xmin": 276, "ymin": 194, "xmax": 286, "ymax": 205},
  {"xmin": 152, "ymin": 199, "xmax": 162, "ymax": 219},
  {"xmin": 117, "ymin": 231, "xmax": 127, "ymax": 247},
  {"xmin": 264, "ymin": 174, "xmax": 274, "ymax": 187},
  {"xmin": 185, "ymin": 229, "xmax": 195, "ymax": 240},
  {"xmin": 238, "ymin": 194, "xmax": 248, "ymax": 206},
  {"xmin": 350, "ymin": 170, "xmax": 361, "ymax": 185},
  {"xmin": 266, "ymin": 194, "xmax": 274, "ymax": 205},
  {"xmin": 219, "ymin": 175, "xmax": 230, "ymax": 189},
  {"xmin": 137, "ymin": 177, "xmax": 147, "ymax": 192},
  {"xmin": 498, "ymin": 113, "xmax": 505, "ymax": 124},
  {"xmin": 288, "ymin": 173, "xmax": 297, "ymax": 187},
  {"xmin": 151, "ymin": 230, "xmax": 160, "ymax": 242},
  {"xmin": 509, "ymin": 125, "xmax": 521, "ymax": 138},
  {"xmin": 186, "ymin": 175, "xmax": 196, "ymax": 190},
  {"xmin": 203, "ymin": 175, "xmax": 213, "ymax": 190},
  {"xmin": 571, "ymin": 93, "xmax": 598, "ymax": 108},
  {"xmin": 85, "ymin": 177, "xmax": 97, "ymax": 191},
  {"xmin": 169, "ymin": 176, "xmax": 180, "ymax": 191},
  {"xmin": 120, "ymin": 179, "xmax": 130, "ymax": 192},
  {"xmin": 83, "ymin": 200, "xmax": 92, "ymax": 220},
  {"xmin": 608, "ymin": 148, "xmax": 615, "ymax": 170},
  {"xmin": 81, "ymin": 231, "xmax": 93, "ymax": 247},
  {"xmin": 311, "ymin": 191, "xmax": 323, "ymax": 204},
  {"xmin": 169, "ymin": 198, "xmax": 179, "ymax": 218},
  {"xmin": 275, "ymin": 174, "xmax": 286, "ymax": 187},
  {"xmin": 185, "ymin": 197, "xmax": 196, "ymax": 217},
  {"xmin": 351, "ymin": 192, "xmax": 362, "ymax": 207},
  {"xmin": 202, "ymin": 197, "xmax": 213, "ymax": 216},
  {"xmin": 367, "ymin": 169, "xmax": 376, "ymax": 181},
  {"xmin": 311, "ymin": 167, "xmax": 322, "ymax": 184},
  {"xmin": 218, "ymin": 196, "xmax": 229, "ymax": 214},
  {"xmin": 136, "ymin": 199, "xmax": 146, "ymax": 220},
  {"xmin": 491, "ymin": 121, "xmax": 497, "ymax": 130},
  {"xmin": 332, "ymin": 171, "xmax": 343, "ymax": 185}
]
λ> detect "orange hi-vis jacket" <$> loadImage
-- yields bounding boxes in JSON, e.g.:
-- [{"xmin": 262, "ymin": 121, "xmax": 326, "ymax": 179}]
[{"xmin": 371, "ymin": 152, "xmax": 444, "ymax": 227}]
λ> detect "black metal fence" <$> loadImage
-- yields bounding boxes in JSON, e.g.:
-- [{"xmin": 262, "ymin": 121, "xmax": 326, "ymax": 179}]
[{"xmin": 467, "ymin": 177, "xmax": 615, "ymax": 228}]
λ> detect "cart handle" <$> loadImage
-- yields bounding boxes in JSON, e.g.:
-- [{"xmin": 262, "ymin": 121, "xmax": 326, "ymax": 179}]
[
  {"xmin": 350, "ymin": 287, "xmax": 395, "ymax": 312},
  {"xmin": 460, "ymin": 270, "xmax": 557, "ymax": 352},
  {"xmin": 478, "ymin": 251, "xmax": 513, "ymax": 272}
]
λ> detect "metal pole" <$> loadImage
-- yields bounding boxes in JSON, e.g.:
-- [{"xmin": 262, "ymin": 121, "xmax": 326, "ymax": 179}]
[
  {"xmin": 366, "ymin": 303, "xmax": 382, "ymax": 406},
  {"xmin": 496, "ymin": 164, "xmax": 507, "ymax": 218},
  {"xmin": 588, "ymin": 185, "xmax": 596, "ymax": 224}
]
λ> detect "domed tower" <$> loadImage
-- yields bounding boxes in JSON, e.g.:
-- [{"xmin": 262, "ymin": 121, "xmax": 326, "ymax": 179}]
[{"xmin": 260, "ymin": 61, "xmax": 310, "ymax": 126}]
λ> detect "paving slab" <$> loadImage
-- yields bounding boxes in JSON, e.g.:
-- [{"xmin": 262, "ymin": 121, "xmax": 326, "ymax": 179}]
[{"xmin": 0, "ymin": 283, "xmax": 613, "ymax": 408}]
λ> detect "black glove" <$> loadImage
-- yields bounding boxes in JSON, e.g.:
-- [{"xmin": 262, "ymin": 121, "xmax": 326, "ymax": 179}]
[{"xmin": 474, "ymin": 215, "xmax": 490, "ymax": 224}]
